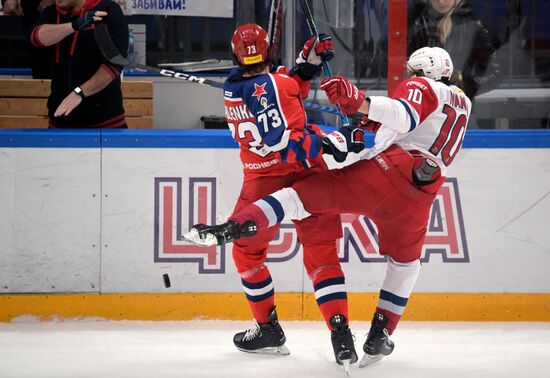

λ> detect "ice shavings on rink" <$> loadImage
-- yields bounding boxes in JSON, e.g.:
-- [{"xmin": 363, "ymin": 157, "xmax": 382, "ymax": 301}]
[{"xmin": 1, "ymin": 320, "xmax": 549, "ymax": 378}]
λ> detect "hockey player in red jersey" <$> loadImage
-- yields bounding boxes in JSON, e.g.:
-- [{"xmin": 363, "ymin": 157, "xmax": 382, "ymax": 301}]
[
  {"xmin": 185, "ymin": 24, "xmax": 357, "ymax": 366},
  {"xmin": 186, "ymin": 46, "xmax": 471, "ymax": 367}
]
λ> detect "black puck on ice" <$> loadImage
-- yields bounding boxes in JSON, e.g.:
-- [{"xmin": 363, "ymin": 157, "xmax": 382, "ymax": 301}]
[{"xmin": 162, "ymin": 273, "xmax": 171, "ymax": 288}]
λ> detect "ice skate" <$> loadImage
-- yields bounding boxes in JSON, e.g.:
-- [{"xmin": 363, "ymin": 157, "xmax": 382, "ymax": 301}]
[
  {"xmin": 183, "ymin": 220, "xmax": 257, "ymax": 246},
  {"xmin": 359, "ymin": 312, "xmax": 394, "ymax": 367},
  {"xmin": 233, "ymin": 308, "xmax": 290, "ymax": 355},
  {"xmin": 329, "ymin": 314, "xmax": 358, "ymax": 375}
]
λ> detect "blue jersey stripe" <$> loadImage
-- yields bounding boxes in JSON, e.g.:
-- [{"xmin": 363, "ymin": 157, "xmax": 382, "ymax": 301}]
[
  {"xmin": 379, "ymin": 289, "xmax": 409, "ymax": 307},
  {"xmin": 396, "ymin": 98, "xmax": 417, "ymax": 132},
  {"xmin": 313, "ymin": 276, "xmax": 346, "ymax": 291},
  {"xmin": 241, "ymin": 276, "xmax": 273, "ymax": 290},
  {"xmin": 316, "ymin": 292, "xmax": 348, "ymax": 305},
  {"xmin": 245, "ymin": 289, "xmax": 275, "ymax": 303},
  {"xmin": 263, "ymin": 195, "xmax": 285, "ymax": 223}
]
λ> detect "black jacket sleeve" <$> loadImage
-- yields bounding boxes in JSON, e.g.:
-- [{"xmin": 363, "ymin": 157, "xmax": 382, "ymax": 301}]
[
  {"xmin": 100, "ymin": 1, "xmax": 128, "ymax": 75},
  {"xmin": 462, "ymin": 20, "xmax": 501, "ymax": 98},
  {"xmin": 28, "ymin": 4, "xmax": 56, "ymax": 47}
]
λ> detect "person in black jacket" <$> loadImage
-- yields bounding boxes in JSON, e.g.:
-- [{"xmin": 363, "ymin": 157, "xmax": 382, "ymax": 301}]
[
  {"xmin": 29, "ymin": 0, "xmax": 128, "ymax": 128},
  {"xmin": 408, "ymin": 0, "xmax": 501, "ymax": 99}
]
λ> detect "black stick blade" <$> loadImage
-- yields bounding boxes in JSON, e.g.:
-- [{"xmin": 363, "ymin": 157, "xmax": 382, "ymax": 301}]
[
  {"xmin": 94, "ymin": 23, "xmax": 129, "ymax": 66},
  {"xmin": 299, "ymin": 0, "xmax": 317, "ymax": 36},
  {"xmin": 269, "ymin": 0, "xmax": 284, "ymax": 67}
]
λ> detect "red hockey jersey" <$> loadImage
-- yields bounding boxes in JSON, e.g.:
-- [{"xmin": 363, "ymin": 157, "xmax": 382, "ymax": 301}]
[{"xmin": 224, "ymin": 67, "xmax": 325, "ymax": 181}]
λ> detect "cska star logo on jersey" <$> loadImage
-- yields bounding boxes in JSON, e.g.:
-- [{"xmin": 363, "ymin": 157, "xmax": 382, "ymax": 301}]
[{"xmin": 252, "ymin": 82, "xmax": 267, "ymax": 101}]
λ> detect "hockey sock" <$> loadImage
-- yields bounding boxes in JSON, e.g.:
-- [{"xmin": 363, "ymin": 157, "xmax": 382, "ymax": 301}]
[
  {"xmin": 310, "ymin": 265, "xmax": 348, "ymax": 329},
  {"xmin": 231, "ymin": 188, "xmax": 310, "ymax": 230},
  {"xmin": 375, "ymin": 257, "xmax": 421, "ymax": 334},
  {"xmin": 240, "ymin": 264, "xmax": 275, "ymax": 324}
]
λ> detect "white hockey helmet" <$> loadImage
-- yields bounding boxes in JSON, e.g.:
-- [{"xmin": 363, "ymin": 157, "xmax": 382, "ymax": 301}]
[{"xmin": 406, "ymin": 46, "xmax": 454, "ymax": 81}]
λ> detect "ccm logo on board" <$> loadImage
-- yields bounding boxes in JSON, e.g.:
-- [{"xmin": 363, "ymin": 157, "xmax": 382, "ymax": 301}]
[{"xmin": 153, "ymin": 177, "xmax": 469, "ymax": 274}]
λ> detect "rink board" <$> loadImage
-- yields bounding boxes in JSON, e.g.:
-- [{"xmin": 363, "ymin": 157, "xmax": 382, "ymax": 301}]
[
  {"xmin": 1, "ymin": 293, "xmax": 550, "ymax": 322},
  {"xmin": 1, "ymin": 129, "xmax": 549, "ymax": 321}
]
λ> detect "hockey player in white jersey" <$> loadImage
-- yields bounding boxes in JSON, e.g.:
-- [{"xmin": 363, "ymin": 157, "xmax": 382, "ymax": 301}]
[
  {"xmin": 185, "ymin": 46, "xmax": 471, "ymax": 368},
  {"xmin": 317, "ymin": 46, "xmax": 472, "ymax": 366},
  {"xmin": 343, "ymin": 46, "xmax": 471, "ymax": 171}
]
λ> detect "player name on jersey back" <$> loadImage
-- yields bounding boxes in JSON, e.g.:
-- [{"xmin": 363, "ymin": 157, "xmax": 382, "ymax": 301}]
[{"xmin": 225, "ymin": 99, "xmax": 254, "ymax": 122}]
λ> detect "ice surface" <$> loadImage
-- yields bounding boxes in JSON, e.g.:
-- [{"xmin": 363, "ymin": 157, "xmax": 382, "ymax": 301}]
[{"xmin": 1, "ymin": 320, "xmax": 549, "ymax": 378}]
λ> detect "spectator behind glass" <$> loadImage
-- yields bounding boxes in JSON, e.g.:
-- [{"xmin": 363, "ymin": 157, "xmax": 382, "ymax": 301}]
[
  {"xmin": 28, "ymin": 0, "xmax": 129, "ymax": 128},
  {"xmin": 1, "ymin": 0, "xmax": 54, "ymax": 78},
  {"xmin": 408, "ymin": 0, "xmax": 501, "ymax": 99},
  {"xmin": 356, "ymin": 0, "xmax": 389, "ymax": 83}
]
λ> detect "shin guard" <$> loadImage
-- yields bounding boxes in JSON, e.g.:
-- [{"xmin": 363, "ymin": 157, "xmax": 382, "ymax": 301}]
[
  {"xmin": 376, "ymin": 257, "xmax": 421, "ymax": 334},
  {"xmin": 241, "ymin": 264, "xmax": 275, "ymax": 324}
]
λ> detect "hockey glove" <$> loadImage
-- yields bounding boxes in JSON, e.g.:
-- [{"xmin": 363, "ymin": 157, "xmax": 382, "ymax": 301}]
[
  {"xmin": 292, "ymin": 34, "xmax": 334, "ymax": 80},
  {"xmin": 322, "ymin": 126, "xmax": 365, "ymax": 163},
  {"xmin": 359, "ymin": 115, "xmax": 382, "ymax": 134},
  {"xmin": 320, "ymin": 76, "xmax": 366, "ymax": 115},
  {"xmin": 71, "ymin": 11, "xmax": 102, "ymax": 31},
  {"xmin": 298, "ymin": 33, "xmax": 335, "ymax": 64}
]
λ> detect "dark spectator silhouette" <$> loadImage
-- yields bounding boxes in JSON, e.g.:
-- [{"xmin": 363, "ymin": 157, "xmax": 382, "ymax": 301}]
[
  {"xmin": 409, "ymin": 0, "xmax": 501, "ymax": 99},
  {"xmin": 2, "ymin": 0, "xmax": 54, "ymax": 78}
]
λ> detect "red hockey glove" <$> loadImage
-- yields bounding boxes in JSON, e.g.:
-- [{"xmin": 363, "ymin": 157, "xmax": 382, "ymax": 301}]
[
  {"xmin": 273, "ymin": 65, "xmax": 289, "ymax": 75},
  {"xmin": 292, "ymin": 34, "xmax": 334, "ymax": 80},
  {"xmin": 359, "ymin": 115, "xmax": 381, "ymax": 133},
  {"xmin": 305, "ymin": 123, "xmax": 325, "ymax": 137},
  {"xmin": 297, "ymin": 33, "xmax": 335, "ymax": 65},
  {"xmin": 322, "ymin": 126, "xmax": 365, "ymax": 163},
  {"xmin": 320, "ymin": 76, "xmax": 366, "ymax": 115}
]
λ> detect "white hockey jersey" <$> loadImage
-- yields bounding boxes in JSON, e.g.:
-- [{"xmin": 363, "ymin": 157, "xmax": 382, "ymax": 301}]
[{"xmin": 364, "ymin": 76, "xmax": 472, "ymax": 175}]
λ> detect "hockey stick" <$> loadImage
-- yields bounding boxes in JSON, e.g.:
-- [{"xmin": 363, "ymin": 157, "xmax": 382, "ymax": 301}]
[
  {"xmin": 94, "ymin": 23, "xmax": 349, "ymax": 119},
  {"xmin": 299, "ymin": 0, "xmax": 350, "ymax": 126},
  {"xmin": 94, "ymin": 23, "xmax": 224, "ymax": 89},
  {"xmin": 158, "ymin": 59, "xmax": 236, "ymax": 72},
  {"xmin": 268, "ymin": 0, "xmax": 284, "ymax": 67}
]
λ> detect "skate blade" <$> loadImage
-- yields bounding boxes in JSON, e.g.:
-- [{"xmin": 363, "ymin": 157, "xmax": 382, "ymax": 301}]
[
  {"xmin": 182, "ymin": 229, "xmax": 217, "ymax": 246},
  {"xmin": 341, "ymin": 359, "xmax": 351, "ymax": 376},
  {"xmin": 237, "ymin": 345, "xmax": 290, "ymax": 356},
  {"xmin": 359, "ymin": 353, "xmax": 384, "ymax": 368}
]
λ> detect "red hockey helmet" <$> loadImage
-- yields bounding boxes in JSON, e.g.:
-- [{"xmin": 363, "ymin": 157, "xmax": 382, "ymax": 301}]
[{"xmin": 231, "ymin": 24, "xmax": 270, "ymax": 66}]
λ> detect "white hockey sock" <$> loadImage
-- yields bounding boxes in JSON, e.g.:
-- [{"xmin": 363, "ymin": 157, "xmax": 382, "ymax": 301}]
[
  {"xmin": 377, "ymin": 258, "xmax": 421, "ymax": 317},
  {"xmin": 255, "ymin": 187, "xmax": 311, "ymax": 228}
]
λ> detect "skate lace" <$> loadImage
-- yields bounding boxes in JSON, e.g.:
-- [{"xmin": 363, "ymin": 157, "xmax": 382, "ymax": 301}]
[
  {"xmin": 338, "ymin": 331, "xmax": 356, "ymax": 344},
  {"xmin": 334, "ymin": 327, "xmax": 355, "ymax": 350},
  {"xmin": 242, "ymin": 322, "xmax": 261, "ymax": 341}
]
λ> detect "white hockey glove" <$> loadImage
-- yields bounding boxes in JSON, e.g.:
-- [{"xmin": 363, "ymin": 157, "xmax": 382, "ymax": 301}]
[{"xmin": 322, "ymin": 126, "xmax": 365, "ymax": 163}]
